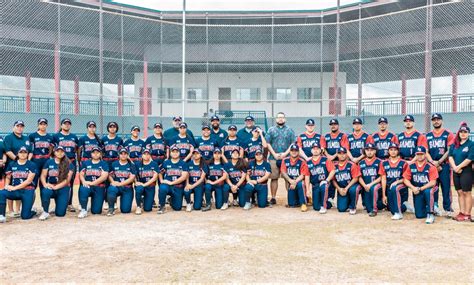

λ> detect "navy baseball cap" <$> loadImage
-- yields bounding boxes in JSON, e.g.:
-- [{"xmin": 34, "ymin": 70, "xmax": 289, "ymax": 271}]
[
  {"xmin": 415, "ymin": 146, "xmax": 427, "ymax": 154},
  {"xmin": 290, "ymin": 144, "xmax": 299, "ymax": 151},
  {"xmin": 87, "ymin": 121, "xmax": 96, "ymax": 128},
  {"xmin": 179, "ymin": 122, "xmax": 188, "ymax": 128},
  {"xmin": 353, "ymin": 118, "xmax": 363, "ymax": 124},
  {"xmin": 388, "ymin": 142, "xmax": 399, "ymax": 149},
  {"xmin": 213, "ymin": 147, "xmax": 221, "ymax": 153},
  {"xmin": 231, "ymin": 148, "xmax": 240, "ymax": 154},
  {"xmin": 173, "ymin": 116, "xmax": 182, "ymax": 121},
  {"xmin": 403, "ymin": 115, "xmax": 415, "ymax": 122},
  {"xmin": 131, "ymin": 125, "xmax": 140, "ymax": 132},
  {"xmin": 311, "ymin": 141, "xmax": 321, "ymax": 148},
  {"xmin": 252, "ymin": 126, "xmax": 260, "ymax": 132},
  {"xmin": 337, "ymin": 147, "xmax": 347, "ymax": 154},
  {"xmin": 255, "ymin": 149, "xmax": 264, "ymax": 155},
  {"xmin": 459, "ymin": 125, "xmax": 471, "ymax": 132},
  {"xmin": 170, "ymin": 145, "xmax": 179, "ymax": 151},
  {"xmin": 202, "ymin": 125, "xmax": 211, "ymax": 130},
  {"xmin": 61, "ymin": 118, "xmax": 72, "ymax": 124},
  {"xmin": 192, "ymin": 149, "xmax": 202, "ymax": 154},
  {"xmin": 142, "ymin": 148, "xmax": 151, "ymax": 154},
  {"xmin": 154, "ymin": 123, "xmax": 163, "ymax": 129},
  {"xmin": 210, "ymin": 115, "xmax": 220, "ymax": 121},
  {"xmin": 18, "ymin": 146, "xmax": 28, "ymax": 153},
  {"xmin": 54, "ymin": 145, "xmax": 65, "ymax": 152},
  {"xmin": 329, "ymin": 119, "xmax": 339, "ymax": 125},
  {"xmin": 14, "ymin": 120, "xmax": 25, "ymax": 126},
  {"xmin": 228, "ymin": 125, "xmax": 237, "ymax": 131},
  {"xmin": 107, "ymin": 121, "xmax": 118, "ymax": 128},
  {"xmin": 306, "ymin": 119, "xmax": 315, "ymax": 126},
  {"xmin": 38, "ymin": 118, "xmax": 48, "ymax": 124},
  {"xmin": 431, "ymin": 113, "xmax": 443, "ymax": 120},
  {"xmin": 119, "ymin": 147, "xmax": 128, "ymax": 154},
  {"xmin": 364, "ymin": 143, "xmax": 376, "ymax": 150},
  {"xmin": 245, "ymin": 116, "xmax": 254, "ymax": 121},
  {"xmin": 91, "ymin": 146, "xmax": 101, "ymax": 152},
  {"xmin": 378, "ymin": 117, "xmax": 388, "ymax": 124}
]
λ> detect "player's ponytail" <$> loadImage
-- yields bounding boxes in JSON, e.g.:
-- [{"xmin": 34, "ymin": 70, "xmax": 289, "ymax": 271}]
[{"xmin": 57, "ymin": 154, "xmax": 71, "ymax": 183}]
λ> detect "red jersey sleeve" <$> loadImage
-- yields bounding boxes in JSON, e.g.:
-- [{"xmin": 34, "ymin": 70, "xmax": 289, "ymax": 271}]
[
  {"xmin": 325, "ymin": 159, "xmax": 335, "ymax": 172},
  {"xmin": 296, "ymin": 136, "xmax": 303, "ymax": 148},
  {"xmin": 447, "ymin": 132, "xmax": 455, "ymax": 146},
  {"xmin": 378, "ymin": 161, "xmax": 385, "ymax": 176},
  {"xmin": 391, "ymin": 135, "xmax": 399, "ymax": 144},
  {"xmin": 428, "ymin": 165, "xmax": 439, "ymax": 181},
  {"xmin": 280, "ymin": 159, "xmax": 288, "ymax": 173},
  {"xmin": 402, "ymin": 164, "xmax": 412, "ymax": 181},
  {"xmin": 350, "ymin": 163, "xmax": 361, "ymax": 178},
  {"xmin": 300, "ymin": 160, "xmax": 309, "ymax": 176},
  {"xmin": 320, "ymin": 136, "xmax": 327, "ymax": 149},
  {"xmin": 366, "ymin": 134, "xmax": 374, "ymax": 144},
  {"xmin": 341, "ymin": 134, "xmax": 349, "ymax": 149},
  {"xmin": 418, "ymin": 134, "xmax": 428, "ymax": 149}
]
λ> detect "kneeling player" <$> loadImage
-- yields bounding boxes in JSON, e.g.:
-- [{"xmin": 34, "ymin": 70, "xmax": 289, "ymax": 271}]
[
  {"xmin": 358, "ymin": 143, "xmax": 384, "ymax": 217},
  {"xmin": 332, "ymin": 147, "xmax": 362, "ymax": 215},
  {"xmin": 281, "ymin": 144, "xmax": 309, "ymax": 212}
]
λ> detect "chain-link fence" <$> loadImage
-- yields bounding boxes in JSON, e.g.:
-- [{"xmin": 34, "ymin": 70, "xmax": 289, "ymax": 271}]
[{"xmin": 1, "ymin": 0, "xmax": 473, "ymax": 137}]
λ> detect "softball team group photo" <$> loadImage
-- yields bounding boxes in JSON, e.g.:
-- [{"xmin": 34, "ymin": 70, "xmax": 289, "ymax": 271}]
[{"xmin": 0, "ymin": 112, "xmax": 472, "ymax": 225}]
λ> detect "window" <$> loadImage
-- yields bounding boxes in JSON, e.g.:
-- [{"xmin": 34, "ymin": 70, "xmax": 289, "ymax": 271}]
[
  {"xmin": 158, "ymin": 88, "xmax": 181, "ymax": 103},
  {"xmin": 297, "ymin": 88, "xmax": 322, "ymax": 102},
  {"xmin": 236, "ymin": 88, "xmax": 260, "ymax": 102},
  {"xmin": 187, "ymin": 88, "xmax": 208, "ymax": 102},
  {"xmin": 267, "ymin": 88, "xmax": 291, "ymax": 101}
]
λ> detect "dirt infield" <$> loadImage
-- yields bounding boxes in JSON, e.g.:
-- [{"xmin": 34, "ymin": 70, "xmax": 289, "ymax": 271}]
[{"xmin": 1, "ymin": 182, "xmax": 473, "ymax": 283}]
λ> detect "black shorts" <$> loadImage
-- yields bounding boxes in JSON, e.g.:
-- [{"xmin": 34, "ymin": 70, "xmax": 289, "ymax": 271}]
[{"xmin": 453, "ymin": 166, "xmax": 473, "ymax": 192}]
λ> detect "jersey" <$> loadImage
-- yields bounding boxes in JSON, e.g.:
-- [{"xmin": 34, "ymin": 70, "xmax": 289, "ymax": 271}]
[
  {"xmin": 426, "ymin": 129, "xmax": 455, "ymax": 162},
  {"xmin": 53, "ymin": 132, "xmax": 79, "ymax": 163},
  {"xmin": 161, "ymin": 159, "xmax": 188, "ymax": 187},
  {"xmin": 145, "ymin": 135, "xmax": 167, "ymax": 162},
  {"xmin": 348, "ymin": 132, "xmax": 373, "ymax": 158},
  {"xmin": 248, "ymin": 160, "xmax": 271, "ymax": 182},
  {"xmin": 78, "ymin": 135, "xmax": 102, "ymax": 160},
  {"xmin": 358, "ymin": 157, "xmax": 384, "ymax": 185},
  {"xmin": 29, "ymin": 132, "xmax": 53, "ymax": 159},
  {"xmin": 449, "ymin": 140, "xmax": 474, "ymax": 166},
  {"xmin": 195, "ymin": 137, "xmax": 219, "ymax": 161},
  {"xmin": 168, "ymin": 135, "xmax": 195, "ymax": 159},
  {"xmin": 187, "ymin": 161, "xmax": 208, "ymax": 184},
  {"xmin": 372, "ymin": 131, "xmax": 398, "ymax": 160},
  {"xmin": 110, "ymin": 160, "xmax": 136, "ymax": 187},
  {"xmin": 221, "ymin": 137, "xmax": 242, "ymax": 159},
  {"xmin": 307, "ymin": 156, "xmax": 335, "ymax": 185},
  {"xmin": 398, "ymin": 131, "xmax": 428, "ymax": 160},
  {"xmin": 334, "ymin": 161, "xmax": 361, "ymax": 188},
  {"xmin": 3, "ymin": 133, "xmax": 32, "ymax": 159},
  {"xmin": 324, "ymin": 132, "xmax": 349, "ymax": 156},
  {"xmin": 244, "ymin": 137, "xmax": 263, "ymax": 160},
  {"xmin": 136, "ymin": 160, "xmax": 160, "ymax": 186},
  {"xmin": 123, "ymin": 138, "xmax": 145, "ymax": 161},
  {"xmin": 280, "ymin": 157, "xmax": 309, "ymax": 179},
  {"xmin": 42, "ymin": 158, "xmax": 74, "ymax": 185},
  {"xmin": 403, "ymin": 161, "xmax": 438, "ymax": 188},
  {"xmin": 225, "ymin": 162, "xmax": 246, "ymax": 185},
  {"xmin": 207, "ymin": 163, "xmax": 227, "ymax": 184},
  {"xmin": 5, "ymin": 160, "xmax": 37, "ymax": 190},
  {"xmin": 297, "ymin": 132, "xmax": 326, "ymax": 158},
  {"xmin": 381, "ymin": 158, "xmax": 408, "ymax": 186},
  {"xmin": 80, "ymin": 160, "xmax": 109, "ymax": 186},
  {"xmin": 210, "ymin": 128, "xmax": 228, "ymax": 146},
  {"xmin": 102, "ymin": 135, "xmax": 123, "ymax": 161}
]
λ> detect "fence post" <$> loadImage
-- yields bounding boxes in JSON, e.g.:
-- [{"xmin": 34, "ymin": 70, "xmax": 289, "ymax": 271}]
[
  {"xmin": 424, "ymin": 0, "xmax": 433, "ymax": 133},
  {"xmin": 452, "ymin": 69, "xmax": 457, "ymax": 113},
  {"xmin": 74, "ymin": 75, "xmax": 80, "ymax": 115},
  {"xmin": 25, "ymin": 70, "xmax": 31, "ymax": 113},
  {"xmin": 143, "ymin": 61, "xmax": 149, "ymax": 138},
  {"xmin": 54, "ymin": 42, "xmax": 60, "ymax": 131},
  {"xmin": 401, "ymin": 73, "xmax": 407, "ymax": 115},
  {"xmin": 118, "ymin": 79, "xmax": 123, "ymax": 117}
]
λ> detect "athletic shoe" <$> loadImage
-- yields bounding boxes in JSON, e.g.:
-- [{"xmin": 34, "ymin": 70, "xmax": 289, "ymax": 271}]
[
  {"xmin": 349, "ymin": 209, "xmax": 356, "ymax": 215},
  {"xmin": 307, "ymin": 196, "xmax": 313, "ymax": 206},
  {"xmin": 166, "ymin": 196, "xmax": 170, "ymax": 205},
  {"xmin": 270, "ymin": 198, "xmax": 276, "ymax": 205},
  {"xmin": 301, "ymin": 204, "xmax": 308, "ymax": 212},
  {"xmin": 403, "ymin": 202, "xmax": 414, "ymax": 213},
  {"xmin": 152, "ymin": 201, "xmax": 158, "ymax": 208},
  {"xmin": 0, "ymin": 215, "xmax": 6, "ymax": 223},
  {"xmin": 202, "ymin": 205, "xmax": 211, "ymax": 212},
  {"xmin": 319, "ymin": 207, "xmax": 327, "ymax": 214},
  {"xmin": 68, "ymin": 205, "xmax": 76, "ymax": 213},
  {"xmin": 425, "ymin": 213, "xmax": 435, "ymax": 224},
  {"xmin": 434, "ymin": 205, "xmax": 441, "ymax": 216},
  {"xmin": 48, "ymin": 207, "xmax": 55, "ymax": 214},
  {"xmin": 107, "ymin": 208, "xmax": 115, "ymax": 217},
  {"xmin": 243, "ymin": 202, "xmax": 252, "ymax": 210},
  {"xmin": 186, "ymin": 203, "xmax": 193, "ymax": 212},
  {"xmin": 38, "ymin": 212, "xmax": 50, "ymax": 221},
  {"xmin": 232, "ymin": 200, "xmax": 239, "ymax": 207},
  {"xmin": 327, "ymin": 198, "xmax": 335, "ymax": 208},
  {"xmin": 445, "ymin": 211, "xmax": 454, "ymax": 218},
  {"xmin": 77, "ymin": 209, "xmax": 87, "ymax": 219},
  {"xmin": 391, "ymin": 213, "xmax": 403, "ymax": 220},
  {"xmin": 135, "ymin": 207, "xmax": 142, "ymax": 215},
  {"xmin": 368, "ymin": 211, "xmax": 377, "ymax": 217},
  {"xmin": 221, "ymin": 203, "xmax": 229, "ymax": 210},
  {"xmin": 157, "ymin": 206, "xmax": 165, "ymax": 214},
  {"xmin": 8, "ymin": 211, "xmax": 20, "ymax": 218},
  {"xmin": 454, "ymin": 213, "xmax": 465, "ymax": 221}
]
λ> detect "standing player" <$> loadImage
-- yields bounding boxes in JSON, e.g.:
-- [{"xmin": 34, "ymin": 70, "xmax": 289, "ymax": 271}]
[
  {"xmin": 0, "ymin": 135, "xmax": 5, "ymax": 185},
  {"xmin": 102, "ymin": 121, "xmax": 123, "ymax": 170},
  {"xmin": 398, "ymin": 115, "xmax": 428, "ymax": 162},
  {"xmin": 381, "ymin": 142, "xmax": 410, "ymax": 220},
  {"xmin": 332, "ymin": 147, "xmax": 362, "ymax": 215},
  {"xmin": 107, "ymin": 148, "xmax": 137, "ymax": 216},
  {"xmin": 168, "ymin": 122, "xmax": 195, "ymax": 162},
  {"xmin": 184, "ymin": 149, "xmax": 208, "ymax": 211},
  {"xmin": 225, "ymin": 149, "xmax": 249, "ymax": 207},
  {"xmin": 135, "ymin": 148, "xmax": 160, "ymax": 214},
  {"xmin": 158, "ymin": 146, "xmax": 188, "ymax": 214},
  {"xmin": 244, "ymin": 127, "xmax": 267, "ymax": 161},
  {"xmin": 163, "ymin": 116, "xmax": 196, "ymax": 146},
  {"xmin": 306, "ymin": 141, "xmax": 335, "ymax": 213},
  {"xmin": 425, "ymin": 113, "xmax": 455, "ymax": 216},
  {"xmin": 281, "ymin": 144, "xmax": 309, "ymax": 212},
  {"xmin": 123, "ymin": 125, "xmax": 145, "ymax": 166},
  {"xmin": 358, "ymin": 143, "xmax": 384, "ymax": 217},
  {"xmin": 221, "ymin": 125, "xmax": 244, "ymax": 163},
  {"xmin": 296, "ymin": 119, "xmax": 326, "ymax": 161},
  {"xmin": 53, "ymin": 118, "xmax": 79, "ymax": 212},
  {"xmin": 77, "ymin": 147, "xmax": 109, "ymax": 219},
  {"xmin": 209, "ymin": 115, "xmax": 228, "ymax": 146},
  {"xmin": 0, "ymin": 146, "xmax": 37, "ymax": 222},
  {"xmin": 203, "ymin": 149, "xmax": 229, "ymax": 211},
  {"xmin": 403, "ymin": 146, "xmax": 438, "ymax": 224},
  {"xmin": 237, "ymin": 116, "xmax": 256, "ymax": 143},
  {"xmin": 195, "ymin": 125, "xmax": 218, "ymax": 164},
  {"xmin": 245, "ymin": 149, "xmax": 271, "ymax": 210},
  {"xmin": 372, "ymin": 117, "xmax": 398, "ymax": 160},
  {"xmin": 78, "ymin": 121, "xmax": 102, "ymax": 166},
  {"xmin": 145, "ymin": 123, "xmax": 167, "ymax": 167},
  {"xmin": 347, "ymin": 118, "xmax": 373, "ymax": 164},
  {"xmin": 29, "ymin": 118, "xmax": 54, "ymax": 178},
  {"xmin": 38, "ymin": 146, "xmax": 74, "ymax": 220}
]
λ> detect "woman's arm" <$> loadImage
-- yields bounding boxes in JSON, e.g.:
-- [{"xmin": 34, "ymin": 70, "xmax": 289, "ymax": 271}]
[
  {"xmin": 170, "ymin": 171, "xmax": 188, "ymax": 186},
  {"xmin": 90, "ymin": 171, "xmax": 109, "ymax": 186},
  {"xmin": 11, "ymin": 172, "xmax": 36, "ymax": 191}
]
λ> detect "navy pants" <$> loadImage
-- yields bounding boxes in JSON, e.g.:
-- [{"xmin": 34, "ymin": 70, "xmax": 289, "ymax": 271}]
[
  {"xmin": 0, "ymin": 189, "xmax": 36, "ymax": 219},
  {"xmin": 135, "ymin": 185, "xmax": 156, "ymax": 212},
  {"xmin": 312, "ymin": 182, "xmax": 333, "ymax": 211},
  {"xmin": 67, "ymin": 167, "xmax": 77, "ymax": 206},
  {"xmin": 387, "ymin": 184, "xmax": 408, "ymax": 214},
  {"xmin": 337, "ymin": 184, "xmax": 362, "ymax": 212},
  {"xmin": 230, "ymin": 184, "xmax": 248, "ymax": 207},
  {"xmin": 107, "ymin": 185, "xmax": 134, "ymax": 214},
  {"xmin": 435, "ymin": 164, "xmax": 452, "ymax": 211},
  {"xmin": 363, "ymin": 183, "xmax": 385, "ymax": 213},
  {"xmin": 184, "ymin": 184, "xmax": 205, "ymax": 210},
  {"xmin": 413, "ymin": 187, "xmax": 436, "ymax": 219},
  {"xmin": 159, "ymin": 184, "xmax": 184, "ymax": 211},
  {"xmin": 245, "ymin": 184, "xmax": 267, "ymax": 208},
  {"xmin": 40, "ymin": 186, "xmax": 70, "ymax": 217},
  {"xmin": 287, "ymin": 181, "xmax": 306, "ymax": 207},
  {"xmin": 78, "ymin": 185, "xmax": 105, "ymax": 214},
  {"xmin": 205, "ymin": 183, "xmax": 230, "ymax": 209}
]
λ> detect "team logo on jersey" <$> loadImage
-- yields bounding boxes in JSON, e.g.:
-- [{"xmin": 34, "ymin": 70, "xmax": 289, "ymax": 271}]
[{"xmin": 335, "ymin": 171, "xmax": 351, "ymax": 182}]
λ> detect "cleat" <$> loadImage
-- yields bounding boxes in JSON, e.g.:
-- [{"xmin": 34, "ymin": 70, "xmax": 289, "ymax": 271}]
[
  {"xmin": 77, "ymin": 209, "xmax": 87, "ymax": 219},
  {"xmin": 319, "ymin": 207, "xmax": 327, "ymax": 214},
  {"xmin": 243, "ymin": 202, "xmax": 252, "ymax": 210},
  {"xmin": 38, "ymin": 212, "xmax": 50, "ymax": 221},
  {"xmin": 301, "ymin": 204, "xmax": 308, "ymax": 212}
]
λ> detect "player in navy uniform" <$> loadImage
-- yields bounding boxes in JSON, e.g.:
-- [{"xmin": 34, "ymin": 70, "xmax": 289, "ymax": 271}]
[
  {"xmin": 195, "ymin": 125, "xmax": 218, "ymax": 164},
  {"xmin": 397, "ymin": 115, "xmax": 428, "ymax": 162},
  {"xmin": 38, "ymin": 146, "xmax": 74, "ymax": 220},
  {"xmin": 358, "ymin": 143, "xmax": 384, "ymax": 217},
  {"xmin": 203, "ymin": 148, "xmax": 229, "ymax": 211},
  {"xmin": 305, "ymin": 141, "xmax": 335, "ymax": 213},
  {"xmin": 209, "ymin": 115, "xmax": 228, "ymax": 146},
  {"xmin": 425, "ymin": 113, "xmax": 455, "ymax": 217},
  {"xmin": 158, "ymin": 146, "xmax": 188, "ymax": 214},
  {"xmin": 225, "ymin": 149, "xmax": 250, "ymax": 208},
  {"xmin": 0, "ymin": 135, "xmax": 5, "ymax": 181},
  {"xmin": 145, "ymin": 123, "xmax": 167, "ymax": 167},
  {"xmin": 403, "ymin": 146, "xmax": 438, "ymax": 224},
  {"xmin": 244, "ymin": 127, "xmax": 267, "ymax": 161},
  {"xmin": 372, "ymin": 117, "xmax": 398, "ymax": 160},
  {"xmin": 77, "ymin": 147, "xmax": 109, "ymax": 219},
  {"xmin": 78, "ymin": 121, "xmax": 102, "ymax": 165},
  {"xmin": 332, "ymin": 147, "xmax": 362, "ymax": 215},
  {"xmin": 297, "ymin": 119, "xmax": 326, "ymax": 161},
  {"xmin": 381, "ymin": 143, "xmax": 410, "ymax": 220},
  {"xmin": 281, "ymin": 144, "xmax": 309, "ymax": 211},
  {"xmin": 185, "ymin": 149, "xmax": 208, "ymax": 211},
  {"xmin": 102, "ymin": 122, "xmax": 123, "ymax": 170},
  {"xmin": 135, "ymin": 148, "xmax": 160, "ymax": 214},
  {"xmin": 123, "ymin": 125, "xmax": 145, "ymax": 166},
  {"xmin": 53, "ymin": 118, "xmax": 79, "ymax": 212},
  {"xmin": 29, "ymin": 118, "xmax": 53, "ymax": 176},
  {"xmin": 245, "ymin": 149, "xmax": 271, "ymax": 210},
  {"xmin": 347, "ymin": 118, "xmax": 373, "ymax": 164},
  {"xmin": 107, "ymin": 148, "xmax": 137, "ymax": 216},
  {"xmin": 221, "ymin": 125, "xmax": 244, "ymax": 163},
  {"xmin": 0, "ymin": 146, "xmax": 37, "ymax": 222},
  {"xmin": 168, "ymin": 122, "xmax": 195, "ymax": 162}
]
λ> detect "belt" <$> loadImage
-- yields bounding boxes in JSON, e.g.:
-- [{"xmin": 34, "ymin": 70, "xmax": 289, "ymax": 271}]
[
  {"xmin": 32, "ymin": 154, "xmax": 50, "ymax": 159},
  {"xmin": 103, "ymin": 157, "xmax": 118, "ymax": 161}
]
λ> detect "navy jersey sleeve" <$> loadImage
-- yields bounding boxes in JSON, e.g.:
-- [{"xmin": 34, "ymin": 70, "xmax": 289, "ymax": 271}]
[
  {"xmin": 3, "ymin": 135, "xmax": 12, "ymax": 152},
  {"xmin": 181, "ymin": 161, "xmax": 189, "ymax": 172},
  {"xmin": 28, "ymin": 161, "xmax": 38, "ymax": 175},
  {"xmin": 264, "ymin": 162, "xmax": 271, "ymax": 173},
  {"xmin": 151, "ymin": 161, "xmax": 160, "ymax": 173},
  {"xmin": 187, "ymin": 130, "xmax": 197, "ymax": 146},
  {"xmin": 101, "ymin": 161, "xmax": 110, "ymax": 172},
  {"xmin": 469, "ymin": 141, "xmax": 474, "ymax": 161},
  {"xmin": 130, "ymin": 162, "xmax": 137, "ymax": 175}
]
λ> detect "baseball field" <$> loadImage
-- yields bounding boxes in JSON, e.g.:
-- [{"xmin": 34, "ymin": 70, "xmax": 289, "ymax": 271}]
[{"xmin": 1, "ymin": 182, "xmax": 473, "ymax": 283}]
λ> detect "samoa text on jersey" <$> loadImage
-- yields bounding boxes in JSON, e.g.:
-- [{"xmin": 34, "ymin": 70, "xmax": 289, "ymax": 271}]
[
  {"xmin": 102, "ymin": 135, "xmax": 123, "ymax": 160},
  {"xmin": 225, "ymin": 162, "xmax": 245, "ymax": 185},
  {"xmin": 136, "ymin": 160, "xmax": 160, "ymax": 185},
  {"xmin": 348, "ymin": 132, "xmax": 373, "ymax": 158},
  {"xmin": 244, "ymin": 137, "xmax": 263, "ymax": 160},
  {"xmin": 403, "ymin": 161, "xmax": 438, "ymax": 187},
  {"xmin": 307, "ymin": 156, "xmax": 335, "ymax": 184},
  {"xmin": 110, "ymin": 160, "xmax": 136, "ymax": 186},
  {"xmin": 43, "ymin": 158, "xmax": 75, "ymax": 185},
  {"xmin": 280, "ymin": 157, "xmax": 309, "ymax": 179},
  {"xmin": 221, "ymin": 137, "xmax": 242, "ymax": 159},
  {"xmin": 248, "ymin": 160, "xmax": 271, "ymax": 181},
  {"xmin": 334, "ymin": 161, "xmax": 361, "ymax": 188},
  {"xmin": 397, "ymin": 131, "xmax": 427, "ymax": 159},
  {"xmin": 207, "ymin": 163, "xmax": 226, "ymax": 182},
  {"xmin": 145, "ymin": 135, "xmax": 167, "ymax": 158},
  {"xmin": 53, "ymin": 132, "xmax": 79, "ymax": 160},
  {"xmin": 196, "ymin": 137, "xmax": 218, "ymax": 160},
  {"xmin": 123, "ymin": 138, "xmax": 145, "ymax": 160},
  {"xmin": 359, "ymin": 157, "xmax": 383, "ymax": 184},
  {"xmin": 169, "ymin": 135, "xmax": 195, "ymax": 159},
  {"xmin": 324, "ymin": 132, "xmax": 349, "ymax": 156},
  {"xmin": 78, "ymin": 135, "xmax": 102, "ymax": 159},
  {"xmin": 297, "ymin": 132, "xmax": 326, "ymax": 158},
  {"xmin": 372, "ymin": 131, "xmax": 398, "ymax": 159},
  {"xmin": 162, "ymin": 159, "xmax": 188, "ymax": 184},
  {"xmin": 426, "ymin": 129, "xmax": 454, "ymax": 161},
  {"xmin": 80, "ymin": 160, "xmax": 109, "ymax": 183},
  {"xmin": 187, "ymin": 161, "xmax": 208, "ymax": 184},
  {"xmin": 381, "ymin": 158, "xmax": 407, "ymax": 186},
  {"xmin": 6, "ymin": 160, "xmax": 37, "ymax": 189},
  {"xmin": 29, "ymin": 132, "xmax": 54, "ymax": 157}
]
